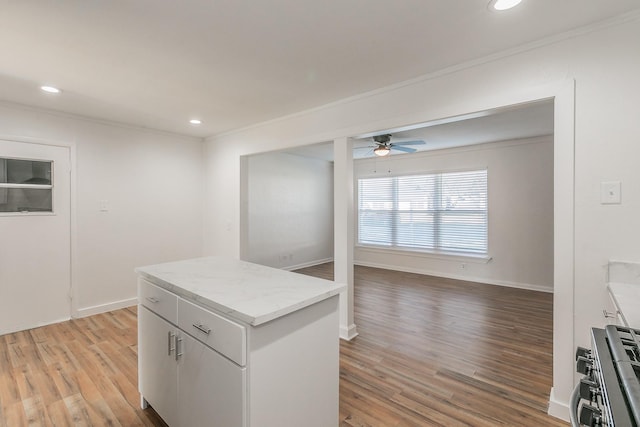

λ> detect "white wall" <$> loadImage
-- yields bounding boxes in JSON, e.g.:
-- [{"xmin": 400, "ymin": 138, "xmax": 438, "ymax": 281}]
[
  {"xmin": 242, "ymin": 151, "xmax": 333, "ymax": 269},
  {"xmin": 203, "ymin": 14, "xmax": 640, "ymax": 419},
  {"xmin": 354, "ymin": 137, "xmax": 554, "ymax": 292},
  {"xmin": 0, "ymin": 102, "xmax": 204, "ymax": 316}
]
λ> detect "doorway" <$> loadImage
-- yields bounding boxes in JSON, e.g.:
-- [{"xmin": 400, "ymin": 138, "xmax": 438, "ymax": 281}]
[
  {"xmin": 240, "ymin": 146, "xmax": 335, "ymax": 272},
  {"xmin": 0, "ymin": 139, "xmax": 71, "ymax": 335}
]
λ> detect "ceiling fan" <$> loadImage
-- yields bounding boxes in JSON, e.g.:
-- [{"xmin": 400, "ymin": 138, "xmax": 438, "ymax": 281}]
[{"xmin": 357, "ymin": 134, "xmax": 426, "ymax": 157}]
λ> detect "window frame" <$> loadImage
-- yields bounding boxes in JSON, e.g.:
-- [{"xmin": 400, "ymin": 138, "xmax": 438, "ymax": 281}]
[
  {"xmin": 0, "ymin": 156, "xmax": 55, "ymax": 216},
  {"xmin": 356, "ymin": 168, "xmax": 489, "ymax": 258}
]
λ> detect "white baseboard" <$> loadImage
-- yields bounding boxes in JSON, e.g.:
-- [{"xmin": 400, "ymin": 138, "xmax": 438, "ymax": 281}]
[
  {"xmin": 354, "ymin": 260, "xmax": 554, "ymax": 293},
  {"xmin": 547, "ymin": 387, "xmax": 570, "ymax": 422},
  {"xmin": 75, "ymin": 297, "xmax": 138, "ymax": 318},
  {"xmin": 283, "ymin": 257, "xmax": 334, "ymax": 272},
  {"xmin": 1, "ymin": 316, "xmax": 72, "ymax": 336},
  {"xmin": 340, "ymin": 323, "xmax": 359, "ymax": 341}
]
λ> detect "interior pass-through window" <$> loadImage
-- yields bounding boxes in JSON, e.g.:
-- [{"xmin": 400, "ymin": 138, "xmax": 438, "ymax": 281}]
[{"xmin": 0, "ymin": 158, "xmax": 53, "ymax": 213}]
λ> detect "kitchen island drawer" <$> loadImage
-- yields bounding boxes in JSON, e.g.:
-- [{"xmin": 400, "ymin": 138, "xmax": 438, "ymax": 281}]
[
  {"xmin": 178, "ymin": 298, "xmax": 246, "ymax": 366},
  {"xmin": 138, "ymin": 279, "xmax": 177, "ymax": 323}
]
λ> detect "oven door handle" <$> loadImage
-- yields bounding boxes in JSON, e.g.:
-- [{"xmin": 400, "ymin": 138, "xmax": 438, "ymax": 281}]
[{"xmin": 570, "ymin": 377, "xmax": 584, "ymax": 427}]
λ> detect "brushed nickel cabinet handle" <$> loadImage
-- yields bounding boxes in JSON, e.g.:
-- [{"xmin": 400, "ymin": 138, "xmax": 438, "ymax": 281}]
[
  {"xmin": 167, "ymin": 332, "xmax": 175, "ymax": 355},
  {"xmin": 192, "ymin": 323, "xmax": 211, "ymax": 335},
  {"xmin": 175, "ymin": 335, "xmax": 183, "ymax": 361},
  {"xmin": 146, "ymin": 296, "xmax": 160, "ymax": 304}
]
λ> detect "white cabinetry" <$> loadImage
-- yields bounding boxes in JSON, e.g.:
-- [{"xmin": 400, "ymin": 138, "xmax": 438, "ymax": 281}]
[
  {"xmin": 138, "ymin": 279, "xmax": 246, "ymax": 427},
  {"xmin": 137, "ymin": 269, "xmax": 341, "ymax": 427},
  {"xmin": 138, "ymin": 306, "xmax": 178, "ymax": 427},
  {"xmin": 179, "ymin": 333, "xmax": 245, "ymax": 427}
]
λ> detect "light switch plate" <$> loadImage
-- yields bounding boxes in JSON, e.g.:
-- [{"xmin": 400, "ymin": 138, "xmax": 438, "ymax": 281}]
[
  {"xmin": 99, "ymin": 199, "xmax": 110, "ymax": 211},
  {"xmin": 601, "ymin": 181, "xmax": 621, "ymax": 204}
]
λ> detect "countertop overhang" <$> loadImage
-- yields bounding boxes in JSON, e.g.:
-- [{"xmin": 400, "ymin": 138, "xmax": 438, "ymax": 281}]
[{"xmin": 136, "ymin": 257, "xmax": 346, "ymax": 326}]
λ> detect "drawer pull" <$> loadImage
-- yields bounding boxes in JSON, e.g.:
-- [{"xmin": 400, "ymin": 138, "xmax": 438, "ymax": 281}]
[
  {"xmin": 146, "ymin": 296, "xmax": 160, "ymax": 304},
  {"xmin": 193, "ymin": 323, "xmax": 211, "ymax": 335}
]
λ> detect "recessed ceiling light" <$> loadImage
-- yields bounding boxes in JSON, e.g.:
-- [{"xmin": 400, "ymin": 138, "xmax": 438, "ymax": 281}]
[
  {"xmin": 40, "ymin": 85, "xmax": 61, "ymax": 94},
  {"xmin": 489, "ymin": 0, "xmax": 522, "ymax": 11},
  {"xmin": 189, "ymin": 119, "xmax": 202, "ymax": 125}
]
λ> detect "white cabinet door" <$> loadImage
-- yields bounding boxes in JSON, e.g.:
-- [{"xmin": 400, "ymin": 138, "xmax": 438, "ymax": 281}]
[
  {"xmin": 178, "ymin": 332, "xmax": 246, "ymax": 427},
  {"xmin": 138, "ymin": 306, "xmax": 179, "ymax": 427}
]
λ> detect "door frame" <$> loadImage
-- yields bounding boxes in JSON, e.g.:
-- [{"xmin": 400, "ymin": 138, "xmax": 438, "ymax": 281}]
[{"xmin": 0, "ymin": 134, "xmax": 77, "ymax": 319}]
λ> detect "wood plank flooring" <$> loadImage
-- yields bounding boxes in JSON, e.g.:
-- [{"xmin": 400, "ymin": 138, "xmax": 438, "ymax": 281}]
[
  {"xmin": 0, "ymin": 307, "xmax": 166, "ymax": 427},
  {"xmin": 295, "ymin": 263, "xmax": 567, "ymax": 426},
  {"xmin": 0, "ymin": 264, "xmax": 567, "ymax": 426}
]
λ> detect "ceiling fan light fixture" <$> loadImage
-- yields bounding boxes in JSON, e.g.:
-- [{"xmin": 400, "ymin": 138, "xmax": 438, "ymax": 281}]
[
  {"xmin": 488, "ymin": 0, "xmax": 522, "ymax": 11},
  {"xmin": 374, "ymin": 146, "xmax": 391, "ymax": 157}
]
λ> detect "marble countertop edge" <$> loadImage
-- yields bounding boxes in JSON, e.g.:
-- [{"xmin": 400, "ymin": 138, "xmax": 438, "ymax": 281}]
[{"xmin": 136, "ymin": 259, "xmax": 346, "ymax": 326}]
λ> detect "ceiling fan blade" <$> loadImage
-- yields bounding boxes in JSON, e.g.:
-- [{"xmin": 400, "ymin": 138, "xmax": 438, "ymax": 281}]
[
  {"xmin": 353, "ymin": 145, "xmax": 377, "ymax": 150},
  {"xmin": 354, "ymin": 148, "xmax": 375, "ymax": 159},
  {"xmin": 391, "ymin": 145, "xmax": 417, "ymax": 153},
  {"xmin": 392, "ymin": 140, "xmax": 425, "ymax": 146}
]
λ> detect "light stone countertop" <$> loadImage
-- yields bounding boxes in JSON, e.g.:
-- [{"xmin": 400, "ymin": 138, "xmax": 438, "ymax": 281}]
[
  {"xmin": 607, "ymin": 260, "xmax": 640, "ymax": 329},
  {"xmin": 136, "ymin": 257, "xmax": 346, "ymax": 326}
]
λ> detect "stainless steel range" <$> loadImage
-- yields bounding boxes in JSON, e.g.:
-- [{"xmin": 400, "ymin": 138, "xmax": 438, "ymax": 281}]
[{"xmin": 573, "ymin": 325, "xmax": 640, "ymax": 427}]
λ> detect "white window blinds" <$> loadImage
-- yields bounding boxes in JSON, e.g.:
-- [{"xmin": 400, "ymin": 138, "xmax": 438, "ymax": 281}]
[{"xmin": 358, "ymin": 169, "xmax": 488, "ymax": 255}]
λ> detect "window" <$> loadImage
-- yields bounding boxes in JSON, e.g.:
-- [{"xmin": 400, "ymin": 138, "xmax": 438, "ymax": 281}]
[
  {"xmin": 358, "ymin": 169, "xmax": 488, "ymax": 255},
  {"xmin": 0, "ymin": 158, "xmax": 53, "ymax": 213}
]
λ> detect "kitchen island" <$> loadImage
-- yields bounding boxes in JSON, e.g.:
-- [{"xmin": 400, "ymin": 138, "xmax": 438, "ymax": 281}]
[{"xmin": 136, "ymin": 257, "xmax": 345, "ymax": 427}]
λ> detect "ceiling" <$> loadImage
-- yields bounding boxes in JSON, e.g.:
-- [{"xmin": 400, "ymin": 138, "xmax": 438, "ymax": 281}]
[
  {"xmin": 284, "ymin": 99, "xmax": 554, "ymax": 160},
  {"xmin": 1, "ymin": 1, "xmax": 639, "ymax": 138}
]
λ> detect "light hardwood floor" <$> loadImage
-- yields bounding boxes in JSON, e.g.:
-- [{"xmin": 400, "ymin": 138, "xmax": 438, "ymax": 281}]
[
  {"xmin": 0, "ymin": 264, "xmax": 567, "ymax": 426},
  {"xmin": 0, "ymin": 307, "xmax": 166, "ymax": 427}
]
